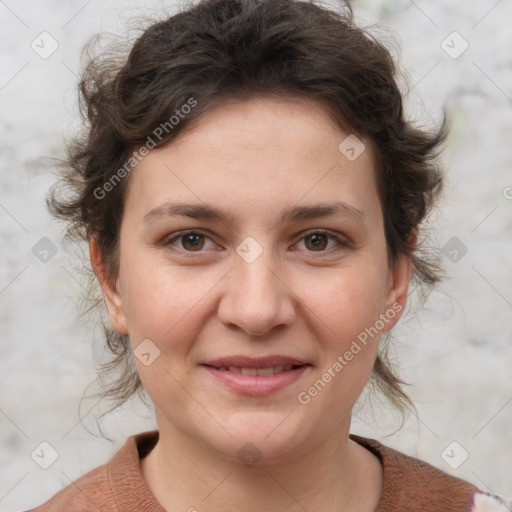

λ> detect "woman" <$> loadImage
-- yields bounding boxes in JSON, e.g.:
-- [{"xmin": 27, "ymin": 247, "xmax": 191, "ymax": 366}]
[{"xmin": 27, "ymin": 0, "xmax": 509, "ymax": 510}]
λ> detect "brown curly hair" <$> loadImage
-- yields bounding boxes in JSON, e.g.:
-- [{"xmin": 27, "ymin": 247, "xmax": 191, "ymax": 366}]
[{"xmin": 47, "ymin": 0, "xmax": 447, "ymax": 419}]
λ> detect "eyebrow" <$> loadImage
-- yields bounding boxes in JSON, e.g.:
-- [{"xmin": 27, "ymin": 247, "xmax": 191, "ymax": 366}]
[{"xmin": 143, "ymin": 201, "xmax": 365, "ymax": 226}]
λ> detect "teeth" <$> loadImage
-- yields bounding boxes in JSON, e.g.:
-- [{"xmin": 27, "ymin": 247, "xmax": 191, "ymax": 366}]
[
  {"xmin": 217, "ymin": 365, "xmax": 298, "ymax": 376},
  {"xmin": 241, "ymin": 367, "xmax": 258, "ymax": 376}
]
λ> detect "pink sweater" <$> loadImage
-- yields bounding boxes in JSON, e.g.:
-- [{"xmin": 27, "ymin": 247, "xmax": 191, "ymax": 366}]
[{"xmin": 26, "ymin": 429, "xmax": 489, "ymax": 511}]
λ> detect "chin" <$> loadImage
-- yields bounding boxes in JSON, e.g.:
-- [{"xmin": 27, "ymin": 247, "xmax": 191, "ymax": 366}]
[{"xmin": 202, "ymin": 411, "xmax": 318, "ymax": 466}]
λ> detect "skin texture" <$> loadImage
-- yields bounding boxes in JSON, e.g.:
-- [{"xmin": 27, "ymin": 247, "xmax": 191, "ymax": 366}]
[{"xmin": 90, "ymin": 96, "xmax": 414, "ymax": 511}]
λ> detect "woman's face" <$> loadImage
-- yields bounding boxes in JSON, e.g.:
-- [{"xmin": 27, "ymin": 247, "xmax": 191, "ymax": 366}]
[{"xmin": 92, "ymin": 96, "xmax": 412, "ymax": 463}]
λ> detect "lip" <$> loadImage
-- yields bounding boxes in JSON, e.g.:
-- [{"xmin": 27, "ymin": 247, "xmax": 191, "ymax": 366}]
[
  {"xmin": 202, "ymin": 355, "xmax": 309, "ymax": 368},
  {"xmin": 200, "ymin": 356, "xmax": 311, "ymax": 395}
]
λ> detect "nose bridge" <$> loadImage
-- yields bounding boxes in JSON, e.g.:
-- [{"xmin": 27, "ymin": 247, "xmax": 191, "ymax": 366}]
[
  {"xmin": 236, "ymin": 248, "xmax": 277, "ymax": 300},
  {"xmin": 234, "ymin": 231, "xmax": 276, "ymax": 281},
  {"xmin": 219, "ymin": 237, "xmax": 295, "ymax": 335}
]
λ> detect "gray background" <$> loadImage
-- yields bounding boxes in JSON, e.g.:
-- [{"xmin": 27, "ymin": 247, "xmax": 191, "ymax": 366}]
[{"xmin": 1, "ymin": 0, "xmax": 511, "ymax": 510}]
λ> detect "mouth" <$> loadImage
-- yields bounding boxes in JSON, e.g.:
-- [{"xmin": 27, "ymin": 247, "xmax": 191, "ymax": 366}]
[
  {"xmin": 204, "ymin": 364, "xmax": 307, "ymax": 376},
  {"xmin": 200, "ymin": 356, "xmax": 312, "ymax": 395}
]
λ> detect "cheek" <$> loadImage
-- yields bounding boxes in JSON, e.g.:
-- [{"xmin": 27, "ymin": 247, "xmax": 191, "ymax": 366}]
[
  {"xmin": 296, "ymin": 264, "xmax": 386, "ymax": 396},
  {"xmin": 119, "ymin": 258, "xmax": 218, "ymax": 360},
  {"xmin": 297, "ymin": 274, "xmax": 385, "ymax": 412},
  {"xmin": 301, "ymin": 265, "xmax": 387, "ymax": 340}
]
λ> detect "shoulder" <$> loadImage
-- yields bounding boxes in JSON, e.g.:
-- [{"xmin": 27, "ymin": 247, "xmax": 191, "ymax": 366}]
[
  {"xmin": 350, "ymin": 434, "xmax": 501, "ymax": 512},
  {"xmin": 24, "ymin": 463, "xmax": 114, "ymax": 512},
  {"xmin": 24, "ymin": 430, "xmax": 160, "ymax": 512}
]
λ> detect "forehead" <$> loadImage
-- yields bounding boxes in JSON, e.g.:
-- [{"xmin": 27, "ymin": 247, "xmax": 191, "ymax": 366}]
[
  {"xmin": 124, "ymin": 96, "xmax": 381, "ymax": 226},
  {"xmin": 173, "ymin": 95, "xmax": 355, "ymax": 159}
]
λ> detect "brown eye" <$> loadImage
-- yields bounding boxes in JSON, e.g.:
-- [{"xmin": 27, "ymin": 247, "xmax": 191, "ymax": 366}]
[
  {"xmin": 304, "ymin": 233, "xmax": 328, "ymax": 251},
  {"xmin": 295, "ymin": 230, "xmax": 349, "ymax": 254},
  {"xmin": 181, "ymin": 233, "xmax": 206, "ymax": 251},
  {"xmin": 165, "ymin": 231, "xmax": 215, "ymax": 253}
]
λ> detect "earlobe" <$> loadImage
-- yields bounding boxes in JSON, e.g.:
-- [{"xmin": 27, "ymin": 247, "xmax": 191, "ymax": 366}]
[{"xmin": 89, "ymin": 237, "xmax": 129, "ymax": 335}]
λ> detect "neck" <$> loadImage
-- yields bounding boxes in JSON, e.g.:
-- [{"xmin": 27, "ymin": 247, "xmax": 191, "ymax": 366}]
[{"xmin": 140, "ymin": 416, "xmax": 383, "ymax": 512}]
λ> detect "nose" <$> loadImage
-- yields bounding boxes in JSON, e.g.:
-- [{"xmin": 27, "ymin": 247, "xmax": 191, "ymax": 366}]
[{"xmin": 217, "ymin": 249, "xmax": 296, "ymax": 337}]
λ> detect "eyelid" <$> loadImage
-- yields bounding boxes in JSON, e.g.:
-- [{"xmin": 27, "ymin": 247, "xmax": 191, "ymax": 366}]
[
  {"xmin": 164, "ymin": 229, "xmax": 219, "ymax": 252},
  {"xmin": 294, "ymin": 228, "xmax": 351, "ymax": 251},
  {"xmin": 164, "ymin": 228, "xmax": 350, "ymax": 254}
]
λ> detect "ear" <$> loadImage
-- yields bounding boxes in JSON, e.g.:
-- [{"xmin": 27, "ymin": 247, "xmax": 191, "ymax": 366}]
[
  {"xmin": 381, "ymin": 229, "xmax": 417, "ymax": 332},
  {"xmin": 89, "ymin": 237, "xmax": 129, "ymax": 335}
]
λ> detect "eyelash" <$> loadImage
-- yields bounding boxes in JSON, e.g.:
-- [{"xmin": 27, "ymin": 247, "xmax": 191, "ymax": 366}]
[{"xmin": 164, "ymin": 229, "xmax": 350, "ymax": 256}]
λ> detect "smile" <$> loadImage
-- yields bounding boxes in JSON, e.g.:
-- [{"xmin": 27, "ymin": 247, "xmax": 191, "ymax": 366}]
[
  {"xmin": 201, "ymin": 363, "xmax": 311, "ymax": 395},
  {"xmin": 211, "ymin": 364, "xmax": 302, "ymax": 376}
]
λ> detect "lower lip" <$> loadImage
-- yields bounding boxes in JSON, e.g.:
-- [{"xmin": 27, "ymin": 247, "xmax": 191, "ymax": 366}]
[{"xmin": 201, "ymin": 365, "xmax": 310, "ymax": 395}]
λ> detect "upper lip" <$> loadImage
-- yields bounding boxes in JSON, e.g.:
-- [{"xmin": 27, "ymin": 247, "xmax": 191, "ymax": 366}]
[{"xmin": 202, "ymin": 356, "xmax": 310, "ymax": 368}]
